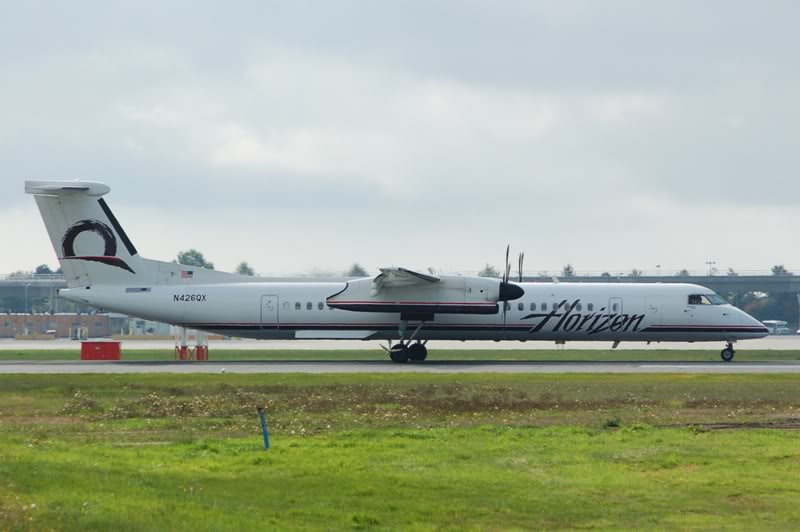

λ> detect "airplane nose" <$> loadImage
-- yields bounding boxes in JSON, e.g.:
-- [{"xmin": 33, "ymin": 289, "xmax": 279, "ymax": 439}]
[
  {"xmin": 499, "ymin": 282, "xmax": 524, "ymax": 301},
  {"xmin": 737, "ymin": 308, "xmax": 770, "ymax": 335}
]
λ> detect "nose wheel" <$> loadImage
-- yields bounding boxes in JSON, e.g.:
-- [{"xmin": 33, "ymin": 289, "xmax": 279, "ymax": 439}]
[{"xmin": 720, "ymin": 342, "xmax": 735, "ymax": 362}]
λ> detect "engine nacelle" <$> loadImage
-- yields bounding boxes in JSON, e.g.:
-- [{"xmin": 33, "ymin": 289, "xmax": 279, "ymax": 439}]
[{"xmin": 326, "ymin": 275, "xmax": 520, "ymax": 316}]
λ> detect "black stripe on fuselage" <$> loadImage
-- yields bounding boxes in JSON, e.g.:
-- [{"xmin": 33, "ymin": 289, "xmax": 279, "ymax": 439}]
[{"xmin": 642, "ymin": 326, "xmax": 769, "ymax": 334}]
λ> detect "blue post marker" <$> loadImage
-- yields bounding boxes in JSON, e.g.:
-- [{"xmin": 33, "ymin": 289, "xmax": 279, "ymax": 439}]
[{"xmin": 257, "ymin": 406, "xmax": 270, "ymax": 450}]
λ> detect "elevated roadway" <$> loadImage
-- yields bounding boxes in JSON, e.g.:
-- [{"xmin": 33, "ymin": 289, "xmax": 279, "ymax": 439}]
[{"xmin": 522, "ymin": 274, "xmax": 800, "ymax": 295}]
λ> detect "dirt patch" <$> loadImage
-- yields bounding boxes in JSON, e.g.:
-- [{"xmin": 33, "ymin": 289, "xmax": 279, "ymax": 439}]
[{"xmin": 7, "ymin": 416, "xmax": 83, "ymax": 425}]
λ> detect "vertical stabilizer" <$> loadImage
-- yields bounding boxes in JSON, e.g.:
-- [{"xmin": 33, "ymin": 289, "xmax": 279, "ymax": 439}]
[{"xmin": 25, "ymin": 181, "xmax": 150, "ymax": 287}]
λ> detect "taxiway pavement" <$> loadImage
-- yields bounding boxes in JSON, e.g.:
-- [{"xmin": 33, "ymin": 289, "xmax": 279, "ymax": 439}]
[{"xmin": 1, "ymin": 360, "xmax": 799, "ymax": 374}]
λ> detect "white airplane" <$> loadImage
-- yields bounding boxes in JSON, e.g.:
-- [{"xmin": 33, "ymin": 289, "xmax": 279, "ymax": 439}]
[{"xmin": 26, "ymin": 180, "xmax": 768, "ymax": 362}]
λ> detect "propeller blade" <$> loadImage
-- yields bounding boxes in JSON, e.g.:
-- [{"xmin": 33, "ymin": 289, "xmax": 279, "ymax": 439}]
[
  {"xmin": 518, "ymin": 252, "xmax": 524, "ymax": 283},
  {"xmin": 504, "ymin": 245, "xmax": 510, "ymax": 283}
]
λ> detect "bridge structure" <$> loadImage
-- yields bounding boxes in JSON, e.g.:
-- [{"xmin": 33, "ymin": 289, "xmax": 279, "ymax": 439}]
[
  {"xmin": 0, "ymin": 274, "xmax": 68, "ymax": 313},
  {"xmin": 521, "ymin": 273, "xmax": 800, "ymax": 328},
  {"xmin": 520, "ymin": 274, "xmax": 800, "ymax": 296}
]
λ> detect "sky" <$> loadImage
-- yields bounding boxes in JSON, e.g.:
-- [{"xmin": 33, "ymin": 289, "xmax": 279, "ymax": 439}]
[{"xmin": 1, "ymin": 1, "xmax": 799, "ymax": 276}]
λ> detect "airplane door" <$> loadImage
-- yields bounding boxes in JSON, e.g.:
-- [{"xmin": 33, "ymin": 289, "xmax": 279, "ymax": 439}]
[
  {"xmin": 646, "ymin": 299, "xmax": 662, "ymax": 326},
  {"xmin": 261, "ymin": 295, "xmax": 279, "ymax": 329},
  {"xmin": 609, "ymin": 297, "xmax": 623, "ymax": 315}
]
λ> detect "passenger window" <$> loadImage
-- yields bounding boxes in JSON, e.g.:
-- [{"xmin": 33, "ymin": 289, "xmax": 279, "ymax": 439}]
[
  {"xmin": 576, "ymin": 303, "xmax": 582, "ymax": 311},
  {"xmin": 505, "ymin": 302, "xmax": 511, "ymax": 311},
  {"xmin": 518, "ymin": 302, "xmax": 524, "ymax": 311},
  {"xmin": 295, "ymin": 302, "xmax": 301, "ymax": 311},
  {"xmin": 283, "ymin": 302, "xmax": 289, "ymax": 310},
  {"xmin": 318, "ymin": 302, "xmax": 324, "ymax": 310},
  {"xmin": 530, "ymin": 303, "xmax": 536, "ymax": 311},
  {"xmin": 306, "ymin": 302, "xmax": 312, "ymax": 310},
  {"xmin": 588, "ymin": 303, "xmax": 594, "ymax": 311},
  {"xmin": 612, "ymin": 303, "xmax": 619, "ymax": 312},
  {"xmin": 541, "ymin": 303, "xmax": 547, "ymax": 311}
]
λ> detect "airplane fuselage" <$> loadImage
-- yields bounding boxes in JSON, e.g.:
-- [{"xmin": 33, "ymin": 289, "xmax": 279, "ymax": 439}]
[{"xmin": 62, "ymin": 281, "xmax": 768, "ymax": 344}]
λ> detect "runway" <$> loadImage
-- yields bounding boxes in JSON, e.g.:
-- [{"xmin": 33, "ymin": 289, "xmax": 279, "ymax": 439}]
[
  {"xmin": 3, "ymin": 336, "xmax": 800, "ymax": 351},
  {"xmin": 2, "ymin": 360, "xmax": 800, "ymax": 374}
]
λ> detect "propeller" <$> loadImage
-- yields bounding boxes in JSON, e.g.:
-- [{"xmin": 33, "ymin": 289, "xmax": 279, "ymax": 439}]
[
  {"xmin": 503, "ymin": 245, "xmax": 511, "ymax": 283},
  {"xmin": 498, "ymin": 245, "xmax": 526, "ymax": 331}
]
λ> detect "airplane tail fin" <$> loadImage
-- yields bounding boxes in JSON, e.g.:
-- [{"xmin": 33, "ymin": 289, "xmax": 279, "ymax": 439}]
[{"xmin": 25, "ymin": 181, "xmax": 149, "ymax": 288}]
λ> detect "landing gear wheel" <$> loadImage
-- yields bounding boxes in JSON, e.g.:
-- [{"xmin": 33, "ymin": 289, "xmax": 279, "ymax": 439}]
[
  {"xmin": 389, "ymin": 344, "xmax": 409, "ymax": 363},
  {"xmin": 407, "ymin": 343, "xmax": 428, "ymax": 362},
  {"xmin": 720, "ymin": 346, "xmax": 735, "ymax": 362}
]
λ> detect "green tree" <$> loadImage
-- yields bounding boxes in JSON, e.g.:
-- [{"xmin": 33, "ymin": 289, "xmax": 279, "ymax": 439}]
[
  {"xmin": 771, "ymin": 265, "xmax": 791, "ymax": 276},
  {"xmin": 675, "ymin": 269, "xmax": 690, "ymax": 277},
  {"xmin": 600, "ymin": 272, "xmax": 611, "ymax": 277},
  {"xmin": 629, "ymin": 269, "xmax": 642, "ymax": 277},
  {"xmin": 236, "ymin": 262, "xmax": 255, "ymax": 276},
  {"xmin": 176, "ymin": 249, "xmax": 214, "ymax": 270},
  {"xmin": 346, "ymin": 263, "xmax": 368, "ymax": 277},
  {"xmin": 35, "ymin": 264, "xmax": 53, "ymax": 275},
  {"xmin": 478, "ymin": 264, "xmax": 500, "ymax": 278},
  {"xmin": 562, "ymin": 264, "xmax": 575, "ymax": 277},
  {"xmin": 727, "ymin": 268, "xmax": 739, "ymax": 277}
]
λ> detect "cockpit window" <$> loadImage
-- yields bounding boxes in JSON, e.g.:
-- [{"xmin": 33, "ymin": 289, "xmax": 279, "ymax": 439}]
[
  {"xmin": 688, "ymin": 294, "xmax": 705, "ymax": 305},
  {"xmin": 707, "ymin": 293, "xmax": 728, "ymax": 305},
  {"xmin": 688, "ymin": 294, "xmax": 728, "ymax": 305}
]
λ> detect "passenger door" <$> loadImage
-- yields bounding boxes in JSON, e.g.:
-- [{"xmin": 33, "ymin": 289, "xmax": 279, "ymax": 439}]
[
  {"xmin": 646, "ymin": 298, "xmax": 662, "ymax": 327},
  {"xmin": 609, "ymin": 297, "xmax": 623, "ymax": 315},
  {"xmin": 261, "ymin": 295, "xmax": 279, "ymax": 330}
]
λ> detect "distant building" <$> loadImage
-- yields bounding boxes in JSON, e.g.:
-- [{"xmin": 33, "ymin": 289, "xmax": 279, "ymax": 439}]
[{"xmin": 0, "ymin": 313, "xmax": 125, "ymax": 339}]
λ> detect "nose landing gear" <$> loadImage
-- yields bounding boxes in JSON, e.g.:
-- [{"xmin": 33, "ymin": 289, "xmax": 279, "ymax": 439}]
[{"xmin": 720, "ymin": 342, "xmax": 735, "ymax": 362}]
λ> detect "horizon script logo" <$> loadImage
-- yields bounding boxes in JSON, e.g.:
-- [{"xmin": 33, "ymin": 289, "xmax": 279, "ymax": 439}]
[{"xmin": 522, "ymin": 299, "xmax": 646, "ymax": 335}]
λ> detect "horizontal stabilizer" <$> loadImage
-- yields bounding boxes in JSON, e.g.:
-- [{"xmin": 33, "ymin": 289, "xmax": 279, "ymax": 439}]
[{"xmin": 25, "ymin": 181, "xmax": 111, "ymax": 197}]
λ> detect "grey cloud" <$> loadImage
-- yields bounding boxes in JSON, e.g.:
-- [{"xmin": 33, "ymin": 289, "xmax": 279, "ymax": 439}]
[{"xmin": 1, "ymin": 1, "xmax": 798, "ymax": 272}]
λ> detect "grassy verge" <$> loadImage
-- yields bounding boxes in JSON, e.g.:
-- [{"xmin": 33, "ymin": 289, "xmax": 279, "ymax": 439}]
[
  {"xmin": 1, "ymin": 347, "xmax": 800, "ymax": 361},
  {"xmin": 1, "ymin": 374, "xmax": 800, "ymax": 529}
]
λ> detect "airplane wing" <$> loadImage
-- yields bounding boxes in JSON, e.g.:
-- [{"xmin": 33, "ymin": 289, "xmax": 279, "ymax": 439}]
[
  {"xmin": 372, "ymin": 267, "xmax": 441, "ymax": 295},
  {"xmin": 374, "ymin": 268, "xmax": 442, "ymax": 286}
]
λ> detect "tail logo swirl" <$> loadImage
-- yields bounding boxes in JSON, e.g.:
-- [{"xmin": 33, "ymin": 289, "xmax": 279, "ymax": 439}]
[{"xmin": 60, "ymin": 219, "xmax": 135, "ymax": 274}]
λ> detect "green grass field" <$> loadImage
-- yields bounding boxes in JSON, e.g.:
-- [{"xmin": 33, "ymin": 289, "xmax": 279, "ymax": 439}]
[
  {"xmin": 1, "ymin": 373, "xmax": 800, "ymax": 529},
  {"xmin": 1, "ymin": 347, "xmax": 800, "ymax": 361}
]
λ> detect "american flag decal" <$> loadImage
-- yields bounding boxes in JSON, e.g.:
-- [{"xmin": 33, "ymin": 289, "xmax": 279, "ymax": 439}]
[{"xmin": 181, "ymin": 270, "xmax": 194, "ymax": 279}]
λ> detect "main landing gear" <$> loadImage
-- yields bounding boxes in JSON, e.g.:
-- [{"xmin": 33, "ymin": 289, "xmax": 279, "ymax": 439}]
[
  {"xmin": 389, "ymin": 342, "xmax": 428, "ymax": 363},
  {"xmin": 720, "ymin": 342, "xmax": 736, "ymax": 362},
  {"xmin": 387, "ymin": 319, "xmax": 428, "ymax": 363}
]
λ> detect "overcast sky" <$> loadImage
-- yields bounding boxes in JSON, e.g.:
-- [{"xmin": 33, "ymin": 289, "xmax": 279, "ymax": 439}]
[{"xmin": 1, "ymin": 1, "xmax": 798, "ymax": 276}]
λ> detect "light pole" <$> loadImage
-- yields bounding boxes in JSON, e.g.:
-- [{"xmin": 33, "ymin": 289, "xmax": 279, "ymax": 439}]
[
  {"xmin": 705, "ymin": 261, "xmax": 716, "ymax": 276},
  {"xmin": 24, "ymin": 283, "xmax": 31, "ymax": 314},
  {"xmin": 656, "ymin": 264, "xmax": 661, "ymax": 277}
]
